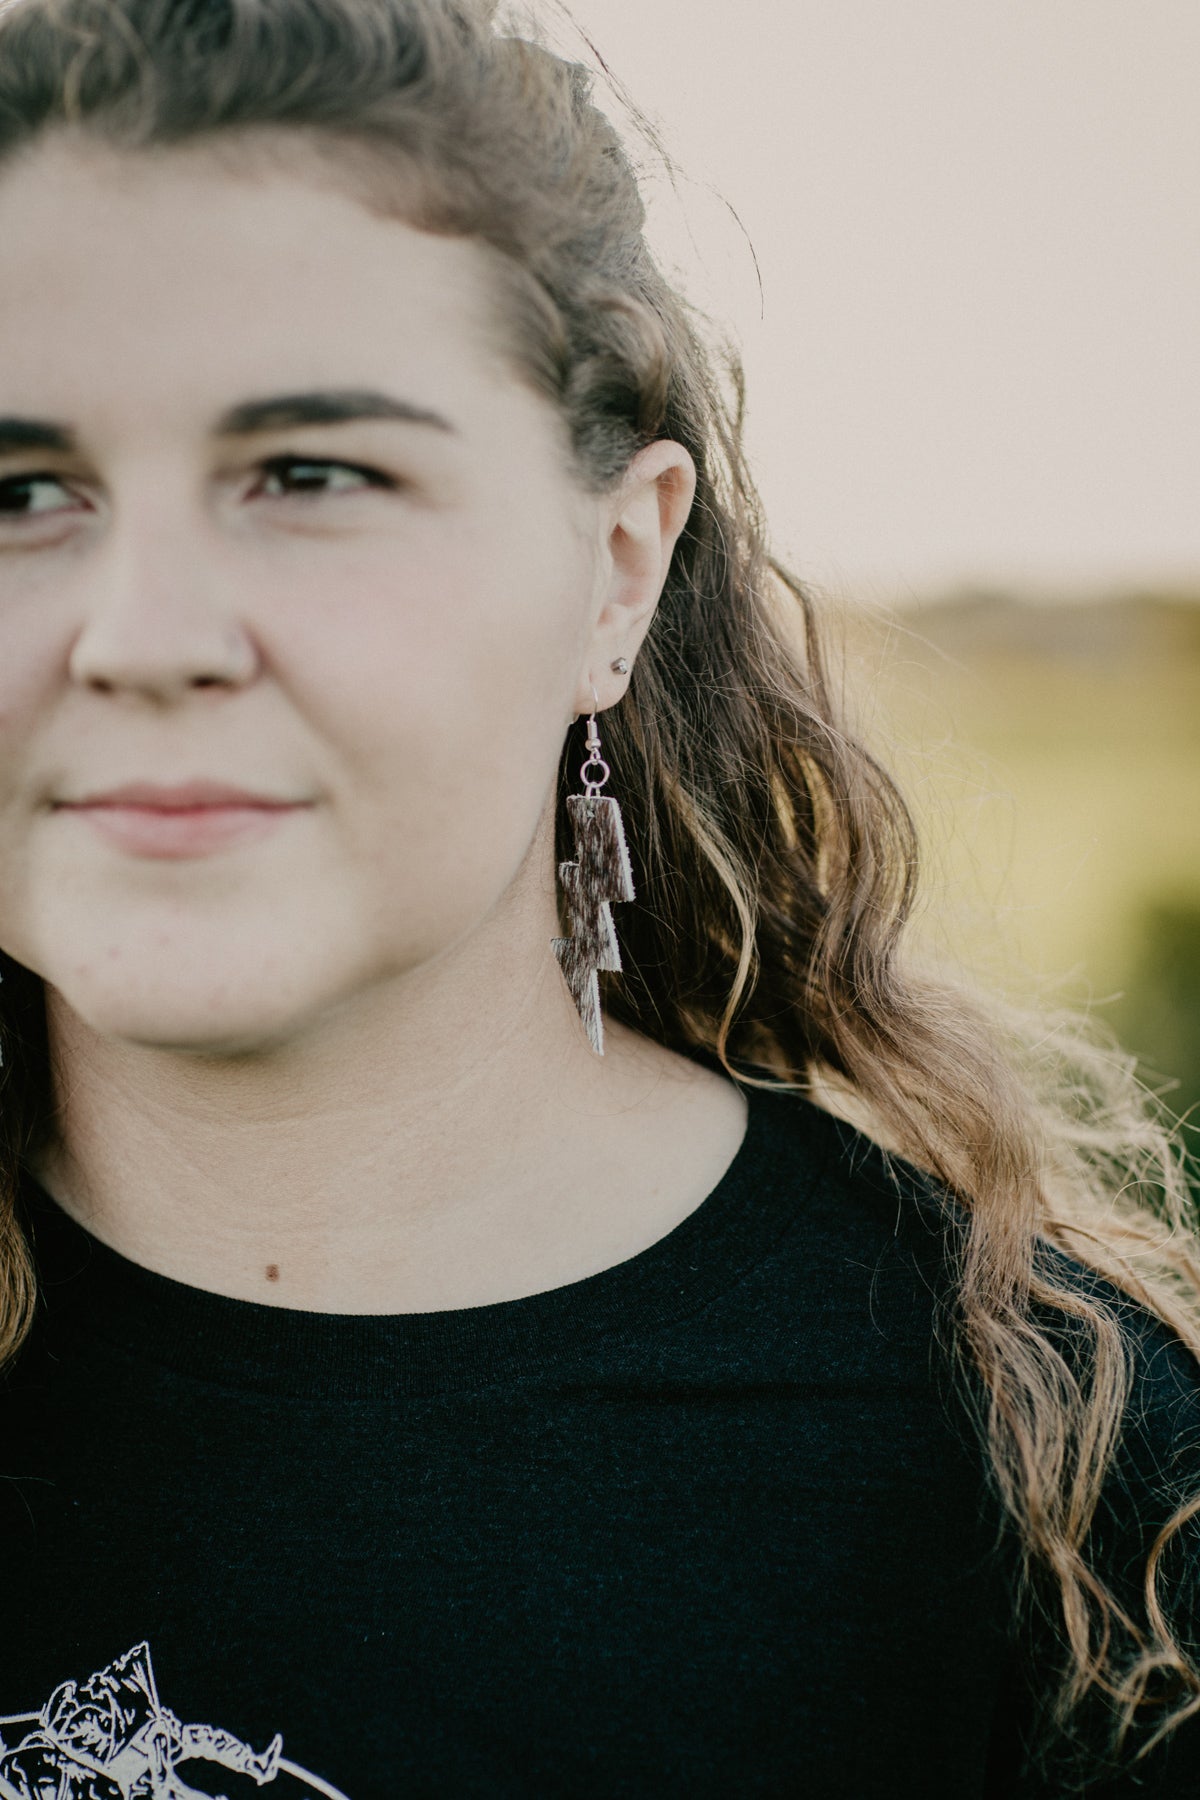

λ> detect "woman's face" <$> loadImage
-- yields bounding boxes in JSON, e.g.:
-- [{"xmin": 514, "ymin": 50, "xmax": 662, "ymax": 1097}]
[{"xmin": 0, "ymin": 135, "xmax": 635, "ymax": 1054}]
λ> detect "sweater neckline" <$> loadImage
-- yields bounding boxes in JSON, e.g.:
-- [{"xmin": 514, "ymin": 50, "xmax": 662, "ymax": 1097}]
[{"xmin": 16, "ymin": 1074, "xmax": 838, "ymax": 1400}]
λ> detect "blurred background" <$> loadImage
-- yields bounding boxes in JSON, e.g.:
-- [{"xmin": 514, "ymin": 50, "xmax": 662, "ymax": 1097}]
[{"xmin": 532, "ymin": 0, "xmax": 1200, "ymax": 1144}]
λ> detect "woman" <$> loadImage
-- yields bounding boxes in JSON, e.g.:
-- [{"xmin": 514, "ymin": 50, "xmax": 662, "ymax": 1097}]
[{"xmin": 0, "ymin": 1, "xmax": 1196, "ymax": 1794}]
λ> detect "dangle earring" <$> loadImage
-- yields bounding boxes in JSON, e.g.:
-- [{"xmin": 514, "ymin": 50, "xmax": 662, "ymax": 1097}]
[{"xmin": 551, "ymin": 664, "xmax": 635, "ymax": 1056}]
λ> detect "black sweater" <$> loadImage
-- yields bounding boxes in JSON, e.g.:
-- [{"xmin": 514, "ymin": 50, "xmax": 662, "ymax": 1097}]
[{"xmin": 2, "ymin": 1077, "xmax": 1198, "ymax": 1798}]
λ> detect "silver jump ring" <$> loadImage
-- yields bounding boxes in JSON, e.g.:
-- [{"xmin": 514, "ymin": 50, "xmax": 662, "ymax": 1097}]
[{"xmin": 580, "ymin": 751, "xmax": 610, "ymax": 795}]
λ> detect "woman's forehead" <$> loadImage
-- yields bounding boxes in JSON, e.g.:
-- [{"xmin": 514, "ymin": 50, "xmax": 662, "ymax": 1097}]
[
  {"xmin": 0, "ymin": 135, "xmax": 527, "ymax": 436},
  {"xmin": 0, "ymin": 128, "xmax": 478, "ymax": 292}
]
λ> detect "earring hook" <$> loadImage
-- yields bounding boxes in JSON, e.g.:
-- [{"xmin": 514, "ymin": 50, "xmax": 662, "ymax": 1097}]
[{"xmin": 580, "ymin": 680, "xmax": 609, "ymax": 796}]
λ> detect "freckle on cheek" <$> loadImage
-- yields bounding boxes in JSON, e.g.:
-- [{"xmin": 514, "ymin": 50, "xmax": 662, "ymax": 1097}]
[{"xmin": 265, "ymin": 1263, "xmax": 280, "ymax": 1283}]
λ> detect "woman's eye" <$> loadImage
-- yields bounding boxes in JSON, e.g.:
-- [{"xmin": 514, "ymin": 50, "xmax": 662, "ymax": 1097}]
[
  {"xmin": 0, "ymin": 458, "xmax": 396, "ymax": 523},
  {"xmin": 255, "ymin": 456, "xmax": 395, "ymax": 499},
  {"xmin": 0, "ymin": 474, "xmax": 75, "ymax": 520}
]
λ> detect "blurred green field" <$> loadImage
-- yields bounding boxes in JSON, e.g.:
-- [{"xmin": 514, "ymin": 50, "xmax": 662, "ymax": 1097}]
[{"xmin": 838, "ymin": 592, "xmax": 1200, "ymax": 1137}]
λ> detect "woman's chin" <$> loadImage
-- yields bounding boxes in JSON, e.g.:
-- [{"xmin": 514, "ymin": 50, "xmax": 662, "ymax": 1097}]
[{"xmin": 43, "ymin": 970, "xmax": 321, "ymax": 1060}]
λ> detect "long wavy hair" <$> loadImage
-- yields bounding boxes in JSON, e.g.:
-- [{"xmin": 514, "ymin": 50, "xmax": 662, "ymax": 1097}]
[{"xmin": 2, "ymin": 0, "xmax": 1199, "ymax": 1783}]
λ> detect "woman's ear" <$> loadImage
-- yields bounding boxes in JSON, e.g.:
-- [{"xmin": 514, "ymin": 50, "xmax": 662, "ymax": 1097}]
[
  {"xmin": 573, "ymin": 441, "xmax": 697, "ymax": 717},
  {"xmin": 608, "ymin": 439, "xmax": 698, "ymax": 600}
]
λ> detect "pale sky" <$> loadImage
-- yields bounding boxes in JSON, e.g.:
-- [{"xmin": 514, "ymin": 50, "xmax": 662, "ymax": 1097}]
[{"xmin": 548, "ymin": 1, "xmax": 1200, "ymax": 606}]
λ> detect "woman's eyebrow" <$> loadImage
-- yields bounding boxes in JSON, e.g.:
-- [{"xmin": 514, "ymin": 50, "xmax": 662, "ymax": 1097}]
[
  {"xmin": 0, "ymin": 388, "xmax": 458, "ymax": 457},
  {"xmin": 215, "ymin": 388, "xmax": 458, "ymax": 437},
  {"xmin": 0, "ymin": 418, "xmax": 74, "ymax": 455}
]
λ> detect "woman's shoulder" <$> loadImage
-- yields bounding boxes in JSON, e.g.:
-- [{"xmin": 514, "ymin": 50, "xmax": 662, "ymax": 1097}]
[
  {"xmin": 758, "ymin": 1080, "xmax": 1200, "ymax": 1443},
  {"xmin": 780, "ymin": 1078, "xmax": 1200, "ymax": 1358},
  {"xmin": 793, "ymin": 1091, "xmax": 1200, "ymax": 1786}
]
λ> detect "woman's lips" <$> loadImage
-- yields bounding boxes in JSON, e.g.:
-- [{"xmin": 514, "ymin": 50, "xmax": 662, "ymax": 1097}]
[{"xmin": 55, "ymin": 785, "xmax": 310, "ymax": 860}]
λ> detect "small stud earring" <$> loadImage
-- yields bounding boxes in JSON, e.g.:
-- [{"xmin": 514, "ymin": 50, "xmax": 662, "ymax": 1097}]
[{"xmin": 611, "ymin": 657, "xmax": 629, "ymax": 675}]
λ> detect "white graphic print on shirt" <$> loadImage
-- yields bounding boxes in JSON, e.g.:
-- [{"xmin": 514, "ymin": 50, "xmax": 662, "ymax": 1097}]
[{"xmin": 0, "ymin": 1641, "xmax": 351, "ymax": 1800}]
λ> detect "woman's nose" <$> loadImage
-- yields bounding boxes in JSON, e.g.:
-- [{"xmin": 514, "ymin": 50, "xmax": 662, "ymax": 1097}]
[{"xmin": 67, "ymin": 533, "xmax": 261, "ymax": 702}]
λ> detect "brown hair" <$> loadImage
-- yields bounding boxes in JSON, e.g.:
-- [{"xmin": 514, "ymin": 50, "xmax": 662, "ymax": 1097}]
[{"xmin": 1, "ymin": 0, "xmax": 1199, "ymax": 1782}]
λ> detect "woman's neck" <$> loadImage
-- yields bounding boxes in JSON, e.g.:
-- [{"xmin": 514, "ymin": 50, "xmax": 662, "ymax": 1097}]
[{"xmin": 30, "ymin": 970, "xmax": 747, "ymax": 1313}]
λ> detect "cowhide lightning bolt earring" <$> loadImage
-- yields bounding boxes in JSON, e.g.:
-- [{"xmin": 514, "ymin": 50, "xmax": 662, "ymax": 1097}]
[{"xmin": 551, "ymin": 668, "xmax": 635, "ymax": 1056}]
